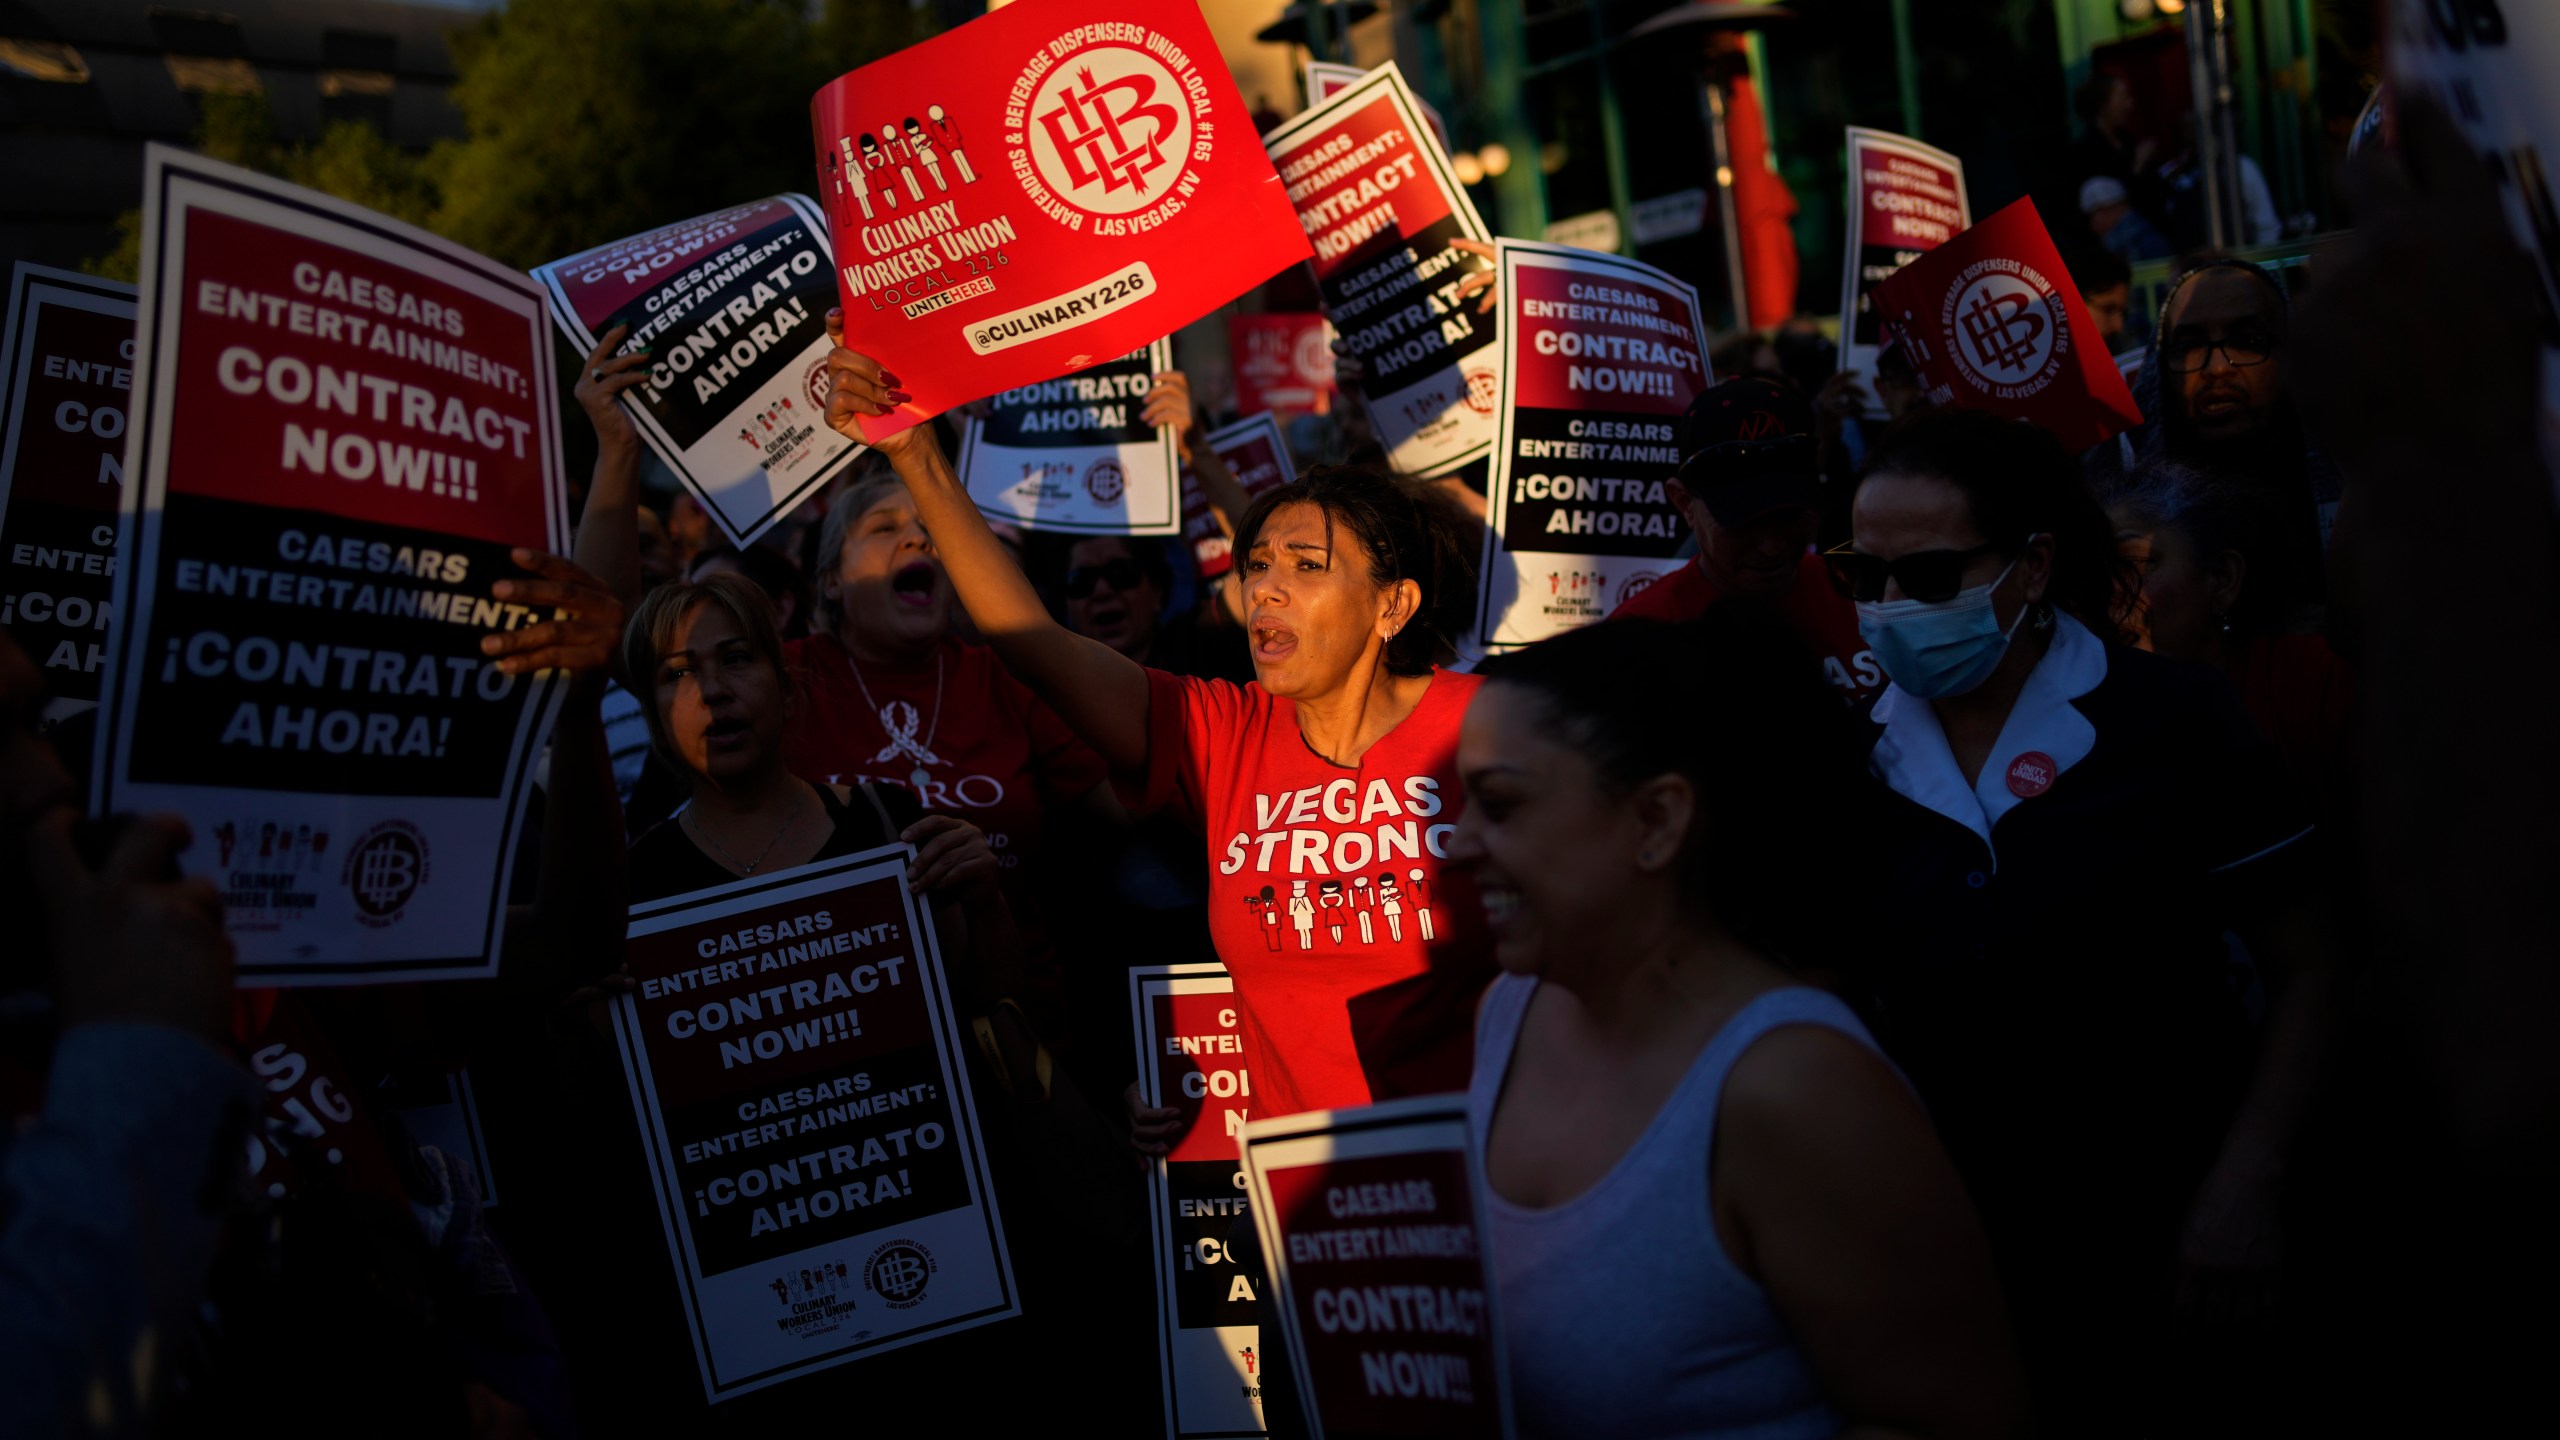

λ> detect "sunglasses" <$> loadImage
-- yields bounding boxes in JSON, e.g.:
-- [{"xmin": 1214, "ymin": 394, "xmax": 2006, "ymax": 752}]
[
  {"xmin": 1823, "ymin": 541, "xmax": 2010, "ymax": 604},
  {"xmin": 2158, "ymin": 333, "xmax": 2276, "ymax": 374},
  {"xmin": 1064, "ymin": 557, "xmax": 1146, "ymax": 600}
]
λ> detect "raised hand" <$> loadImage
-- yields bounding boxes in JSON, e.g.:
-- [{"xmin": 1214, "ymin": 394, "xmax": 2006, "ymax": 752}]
[
  {"xmin": 1143, "ymin": 370, "xmax": 1196, "ymax": 461},
  {"xmin": 575, "ymin": 324, "xmax": 652, "ymax": 453},
  {"xmin": 481, "ymin": 549, "xmax": 628, "ymax": 679},
  {"xmin": 822, "ymin": 308, "xmax": 925, "ymax": 457}
]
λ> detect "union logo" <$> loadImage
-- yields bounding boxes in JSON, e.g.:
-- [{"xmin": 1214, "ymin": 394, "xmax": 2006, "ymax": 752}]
[
  {"xmin": 1084, "ymin": 457, "xmax": 1127, "ymax": 504},
  {"xmin": 1615, "ymin": 569, "xmax": 1665, "ymax": 608},
  {"xmin": 1940, "ymin": 257, "xmax": 2068, "ymax": 400},
  {"xmin": 1462, "ymin": 367, "xmax": 1499, "ymax": 415},
  {"xmin": 340, "ymin": 819, "xmax": 429, "ymax": 927},
  {"xmin": 864, "ymin": 1239, "xmax": 937, "ymax": 1310},
  {"xmin": 805, "ymin": 358, "xmax": 833, "ymax": 414},
  {"xmin": 2005, "ymin": 750, "xmax": 2057, "ymax": 799},
  {"xmin": 1022, "ymin": 44, "xmax": 1191, "ymax": 218}
]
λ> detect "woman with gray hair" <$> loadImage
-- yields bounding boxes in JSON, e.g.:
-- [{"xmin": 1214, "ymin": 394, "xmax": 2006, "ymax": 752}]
[{"xmin": 780, "ymin": 466, "xmax": 1110, "ymax": 999}]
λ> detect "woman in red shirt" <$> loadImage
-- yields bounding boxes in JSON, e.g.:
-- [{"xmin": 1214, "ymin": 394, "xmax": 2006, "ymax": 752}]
[{"xmin": 820, "ymin": 319, "xmax": 1493, "ymax": 1122}]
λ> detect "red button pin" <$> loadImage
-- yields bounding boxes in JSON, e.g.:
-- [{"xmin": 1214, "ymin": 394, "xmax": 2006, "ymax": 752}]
[{"xmin": 2006, "ymin": 751, "xmax": 2056, "ymax": 799}]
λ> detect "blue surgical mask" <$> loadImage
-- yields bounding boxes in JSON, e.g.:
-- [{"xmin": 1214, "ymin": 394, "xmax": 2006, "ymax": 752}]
[{"xmin": 1856, "ymin": 558, "xmax": 2026, "ymax": 700}]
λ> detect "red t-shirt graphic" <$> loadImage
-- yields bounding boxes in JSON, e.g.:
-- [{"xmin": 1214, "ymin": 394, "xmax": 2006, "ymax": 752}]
[{"xmin": 1126, "ymin": 667, "xmax": 1494, "ymax": 1117}]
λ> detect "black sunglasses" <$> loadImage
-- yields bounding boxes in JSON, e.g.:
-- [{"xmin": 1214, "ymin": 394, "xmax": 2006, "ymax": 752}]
[
  {"xmin": 1064, "ymin": 557, "xmax": 1146, "ymax": 599},
  {"xmin": 1823, "ymin": 541, "xmax": 2009, "ymax": 604}
]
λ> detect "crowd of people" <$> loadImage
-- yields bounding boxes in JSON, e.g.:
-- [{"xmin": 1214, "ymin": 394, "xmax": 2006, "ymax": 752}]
[{"xmin": 5, "ymin": 90, "xmax": 2552, "ymax": 1440}]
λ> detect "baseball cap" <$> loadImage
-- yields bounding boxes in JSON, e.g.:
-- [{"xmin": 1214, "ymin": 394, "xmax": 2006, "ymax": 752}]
[
  {"xmin": 2078, "ymin": 175, "xmax": 2129, "ymax": 214},
  {"xmin": 1676, "ymin": 377, "xmax": 1819, "ymax": 526}
]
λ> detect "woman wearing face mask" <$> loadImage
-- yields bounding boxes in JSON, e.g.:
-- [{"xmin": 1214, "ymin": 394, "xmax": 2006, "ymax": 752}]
[
  {"xmin": 1453, "ymin": 615, "xmax": 2027, "ymax": 1440},
  {"xmin": 1834, "ymin": 410, "xmax": 2336, "ymax": 1431}
]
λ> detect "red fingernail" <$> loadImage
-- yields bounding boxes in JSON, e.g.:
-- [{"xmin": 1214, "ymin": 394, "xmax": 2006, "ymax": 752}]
[{"xmin": 880, "ymin": 372, "xmax": 902, "ymax": 387}]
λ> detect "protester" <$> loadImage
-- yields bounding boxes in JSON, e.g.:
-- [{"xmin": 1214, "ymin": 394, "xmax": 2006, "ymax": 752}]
[
  {"xmin": 1839, "ymin": 409, "xmax": 2336, "ymax": 1428},
  {"xmin": 1455, "ymin": 615, "xmax": 2025, "ymax": 1439},
  {"xmin": 2107, "ymin": 463, "xmax": 2352, "ymax": 826},
  {"xmin": 782, "ymin": 472, "xmax": 1108, "ymax": 928},
  {"xmin": 2066, "ymin": 72, "xmax": 2162, "ymax": 223},
  {"xmin": 686, "ymin": 539, "xmax": 808, "ymax": 640},
  {"xmin": 2287, "ymin": 94, "xmax": 2559, "ymax": 1434},
  {"xmin": 2064, "ymin": 241, "xmax": 2136, "ymax": 354},
  {"xmin": 1609, "ymin": 377, "xmax": 1882, "ymax": 708},
  {"xmin": 820, "ymin": 313, "xmax": 1492, "ymax": 1107},
  {"xmin": 2089, "ymin": 258, "xmax": 2339, "ymax": 624},
  {"xmin": 2081, "ymin": 175, "xmax": 2174, "ymax": 261},
  {"xmin": 0, "ymin": 630, "xmax": 257, "ymax": 1437}
]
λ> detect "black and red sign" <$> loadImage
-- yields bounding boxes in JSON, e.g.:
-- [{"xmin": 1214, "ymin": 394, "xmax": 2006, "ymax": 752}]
[
  {"xmin": 617, "ymin": 846, "xmax": 1012, "ymax": 1401},
  {"xmin": 1242, "ymin": 1095, "xmax": 1513, "ymax": 1439},
  {"xmin": 1477, "ymin": 241, "xmax": 1711, "ymax": 650},
  {"xmin": 92, "ymin": 146, "xmax": 568, "ymax": 984},
  {"xmin": 0, "ymin": 264, "xmax": 133, "ymax": 717},
  {"xmin": 1261, "ymin": 63, "xmax": 1495, "ymax": 478}
]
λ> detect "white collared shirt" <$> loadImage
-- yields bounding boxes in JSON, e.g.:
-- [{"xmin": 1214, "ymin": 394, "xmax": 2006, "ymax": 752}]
[{"xmin": 1866, "ymin": 612, "xmax": 2107, "ymax": 871}]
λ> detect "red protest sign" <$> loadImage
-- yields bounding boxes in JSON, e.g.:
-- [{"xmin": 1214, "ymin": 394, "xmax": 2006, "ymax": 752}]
[
  {"xmin": 1870, "ymin": 197, "xmax": 2141, "ymax": 453},
  {"xmin": 1132, "ymin": 963, "xmax": 1269, "ymax": 1435},
  {"xmin": 1242, "ymin": 1096, "xmax": 1514, "ymax": 1439},
  {"xmin": 1838, "ymin": 128, "xmax": 1969, "ymax": 416},
  {"xmin": 1183, "ymin": 410, "xmax": 1293, "ymax": 580},
  {"xmin": 617, "ymin": 847, "xmax": 1014, "ymax": 1401},
  {"xmin": 0, "ymin": 265, "xmax": 133, "ymax": 715},
  {"xmin": 1477, "ymin": 241, "xmax": 1712, "ymax": 651},
  {"xmin": 1262, "ymin": 63, "xmax": 1497, "ymax": 477},
  {"xmin": 810, "ymin": 0, "xmax": 1310, "ymax": 438},
  {"xmin": 1231, "ymin": 312, "xmax": 1336, "ymax": 417},
  {"xmin": 94, "ymin": 146, "xmax": 568, "ymax": 986}
]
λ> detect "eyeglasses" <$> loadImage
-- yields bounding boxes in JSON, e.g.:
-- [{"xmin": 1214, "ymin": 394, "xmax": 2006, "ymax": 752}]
[
  {"xmin": 2158, "ymin": 334, "xmax": 2275, "ymax": 374},
  {"xmin": 1823, "ymin": 541, "xmax": 2009, "ymax": 604},
  {"xmin": 1064, "ymin": 558, "xmax": 1145, "ymax": 599}
]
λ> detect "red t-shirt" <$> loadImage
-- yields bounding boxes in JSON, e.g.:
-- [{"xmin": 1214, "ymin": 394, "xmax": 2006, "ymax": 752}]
[
  {"xmin": 1609, "ymin": 551, "xmax": 1884, "ymax": 706},
  {"xmin": 1127, "ymin": 667, "xmax": 1494, "ymax": 1117},
  {"xmin": 783, "ymin": 632, "xmax": 1107, "ymax": 879}
]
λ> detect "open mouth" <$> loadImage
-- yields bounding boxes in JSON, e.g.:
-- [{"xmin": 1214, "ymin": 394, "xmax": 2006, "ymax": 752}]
[
  {"xmin": 2193, "ymin": 390, "xmax": 2248, "ymax": 418},
  {"xmin": 1478, "ymin": 882, "xmax": 1522, "ymax": 932},
  {"xmin": 890, "ymin": 561, "xmax": 939, "ymax": 608},
  {"xmin": 702, "ymin": 714, "xmax": 750, "ymax": 747},
  {"xmin": 1250, "ymin": 615, "xmax": 1298, "ymax": 662}
]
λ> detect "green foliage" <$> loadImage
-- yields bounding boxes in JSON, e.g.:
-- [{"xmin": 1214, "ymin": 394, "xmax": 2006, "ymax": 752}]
[
  {"xmin": 83, "ymin": 1, "xmax": 947, "ymax": 278},
  {"xmin": 82, "ymin": 94, "xmax": 437, "ymax": 280},
  {"xmin": 427, "ymin": 0, "xmax": 942, "ymax": 268}
]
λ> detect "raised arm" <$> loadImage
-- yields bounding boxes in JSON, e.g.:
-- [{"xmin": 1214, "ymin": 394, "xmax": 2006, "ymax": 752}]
[
  {"xmin": 822, "ymin": 310, "xmax": 1153, "ymax": 773},
  {"xmin": 570, "ymin": 325, "xmax": 654, "ymax": 612}
]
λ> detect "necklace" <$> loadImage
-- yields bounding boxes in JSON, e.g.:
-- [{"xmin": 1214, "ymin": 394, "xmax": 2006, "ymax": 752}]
[
  {"xmin": 685, "ymin": 785, "xmax": 807, "ymax": 874},
  {"xmin": 845, "ymin": 644, "xmax": 946, "ymax": 790}
]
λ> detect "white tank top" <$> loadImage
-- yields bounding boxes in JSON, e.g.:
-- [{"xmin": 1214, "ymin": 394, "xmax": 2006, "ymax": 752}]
[{"xmin": 1467, "ymin": 974, "xmax": 1877, "ymax": 1439}]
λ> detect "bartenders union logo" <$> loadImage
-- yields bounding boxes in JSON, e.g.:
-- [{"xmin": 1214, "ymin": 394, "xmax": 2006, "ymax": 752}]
[
  {"xmin": 1615, "ymin": 570, "xmax": 1666, "ymax": 608},
  {"xmin": 1009, "ymin": 28, "xmax": 1209, "ymax": 230},
  {"xmin": 805, "ymin": 359, "xmax": 833, "ymax": 413},
  {"xmin": 1941, "ymin": 258, "xmax": 2067, "ymax": 399},
  {"xmin": 1463, "ymin": 367, "xmax": 1499, "ymax": 415},
  {"xmin": 341, "ymin": 819, "xmax": 429, "ymax": 926},
  {"xmin": 1084, "ymin": 457, "xmax": 1126, "ymax": 504},
  {"xmin": 865, "ymin": 1239, "xmax": 937, "ymax": 1309}
]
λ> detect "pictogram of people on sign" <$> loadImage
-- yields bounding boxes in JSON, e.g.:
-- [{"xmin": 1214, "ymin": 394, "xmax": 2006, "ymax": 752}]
[{"xmin": 827, "ymin": 105, "xmax": 982, "ymax": 227}]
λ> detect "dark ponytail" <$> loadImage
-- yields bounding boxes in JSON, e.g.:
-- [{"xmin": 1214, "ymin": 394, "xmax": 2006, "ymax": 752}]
[
  {"xmin": 1476, "ymin": 609, "xmax": 1867, "ymax": 968},
  {"xmin": 1232, "ymin": 465, "xmax": 1479, "ymax": 675},
  {"xmin": 1857, "ymin": 409, "xmax": 2134, "ymax": 641}
]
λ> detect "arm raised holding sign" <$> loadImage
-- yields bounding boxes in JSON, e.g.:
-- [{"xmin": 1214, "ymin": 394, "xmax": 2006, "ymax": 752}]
[{"xmin": 823, "ymin": 311, "xmax": 1156, "ymax": 771}]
